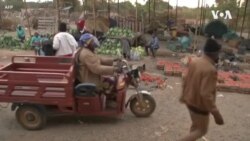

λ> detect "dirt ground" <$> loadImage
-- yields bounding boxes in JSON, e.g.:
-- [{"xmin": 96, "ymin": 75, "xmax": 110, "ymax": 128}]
[{"xmin": 0, "ymin": 49, "xmax": 250, "ymax": 141}]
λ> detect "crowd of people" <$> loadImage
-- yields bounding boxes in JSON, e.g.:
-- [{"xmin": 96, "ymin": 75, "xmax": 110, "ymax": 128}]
[{"xmin": 16, "ymin": 20, "xmax": 160, "ymax": 59}]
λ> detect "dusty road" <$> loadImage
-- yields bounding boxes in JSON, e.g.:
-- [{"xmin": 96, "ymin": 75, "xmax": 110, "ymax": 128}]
[{"xmin": 0, "ymin": 49, "xmax": 250, "ymax": 141}]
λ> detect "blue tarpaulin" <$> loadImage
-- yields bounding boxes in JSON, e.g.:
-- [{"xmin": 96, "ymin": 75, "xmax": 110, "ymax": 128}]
[{"xmin": 167, "ymin": 36, "xmax": 192, "ymax": 52}]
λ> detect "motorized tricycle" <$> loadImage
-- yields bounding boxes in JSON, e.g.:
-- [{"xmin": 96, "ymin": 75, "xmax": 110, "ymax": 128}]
[{"xmin": 0, "ymin": 56, "xmax": 156, "ymax": 130}]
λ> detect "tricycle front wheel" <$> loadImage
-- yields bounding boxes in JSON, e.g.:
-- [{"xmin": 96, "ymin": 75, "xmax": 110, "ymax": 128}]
[
  {"xmin": 130, "ymin": 94, "xmax": 156, "ymax": 117},
  {"xmin": 16, "ymin": 105, "xmax": 47, "ymax": 130}
]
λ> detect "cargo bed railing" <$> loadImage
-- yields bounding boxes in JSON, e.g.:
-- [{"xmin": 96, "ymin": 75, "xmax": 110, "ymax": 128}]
[
  {"xmin": 0, "ymin": 56, "xmax": 75, "ymax": 107},
  {"xmin": 11, "ymin": 56, "xmax": 73, "ymax": 65}
]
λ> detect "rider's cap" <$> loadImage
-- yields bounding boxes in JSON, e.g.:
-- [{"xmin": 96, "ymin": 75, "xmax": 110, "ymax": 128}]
[
  {"xmin": 79, "ymin": 33, "xmax": 94, "ymax": 47},
  {"xmin": 79, "ymin": 33, "xmax": 100, "ymax": 48}
]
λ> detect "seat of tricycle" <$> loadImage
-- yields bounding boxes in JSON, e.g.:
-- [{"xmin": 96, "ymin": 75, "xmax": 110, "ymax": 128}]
[{"xmin": 75, "ymin": 83, "xmax": 97, "ymax": 97}]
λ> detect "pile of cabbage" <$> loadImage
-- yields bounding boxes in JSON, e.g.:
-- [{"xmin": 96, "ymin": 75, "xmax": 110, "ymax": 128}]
[
  {"xmin": 97, "ymin": 38, "xmax": 146, "ymax": 60},
  {"xmin": 0, "ymin": 35, "xmax": 21, "ymax": 49},
  {"xmin": 105, "ymin": 27, "xmax": 134, "ymax": 38},
  {"xmin": 98, "ymin": 27, "xmax": 146, "ymax": 59},
  {"xmin": 97, "ymin": 38, "xmax": 122, "ymax": 56},
  {"xmin": 130, "ymin": 46, "xmax": 146, "ymax": 60}
]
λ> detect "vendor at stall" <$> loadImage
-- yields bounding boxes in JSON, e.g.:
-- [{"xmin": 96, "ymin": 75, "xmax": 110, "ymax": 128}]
[
  {"xmin": 16, "ymin": 25, "xmax": 25, "ymax": 43},
  {"xmin": 120, "ymin": 37, "xmax": 131, "ymax": 60},
  {"xmin": 149, "ymin": 32, "xmax": 160, "ymax": 58},
  {"xmin": 73, "ymin": 19, "xmax": 86, "ymax": 42},
  {"xmin": 30, "ymin": 32, "xmax": 41, "ymax": 56},
  {"xmin": 138, "ymin": 29, "xmax": 159, "ymax": 58}
]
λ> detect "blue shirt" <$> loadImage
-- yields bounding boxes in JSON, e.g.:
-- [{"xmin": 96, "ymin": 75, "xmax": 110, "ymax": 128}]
[
  {"xmin": 16, "ymin": 27, "xmax": 25, "ymax": 38},
  {"xmin": 30, "ymin": 36, "xmax": 41, "ymax": 47},
  {"xmin": 150, "ymin": 36, "xmax": 159, "ymax": 49}
]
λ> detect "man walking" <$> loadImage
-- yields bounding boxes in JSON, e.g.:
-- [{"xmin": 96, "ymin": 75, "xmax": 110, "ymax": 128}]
[
  {"xmin": 179, "ymin": 38, "xmax": 224, "ymax": 141},
  {"xmin": 53, "ymin": 22, "xmax": 78, "ymax": 57}
]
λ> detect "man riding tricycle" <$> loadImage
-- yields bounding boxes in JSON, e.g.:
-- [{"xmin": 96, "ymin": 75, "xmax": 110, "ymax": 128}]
[{"xmin": 0, "ymin": 34, "xmax": 156, "ymax": 130}]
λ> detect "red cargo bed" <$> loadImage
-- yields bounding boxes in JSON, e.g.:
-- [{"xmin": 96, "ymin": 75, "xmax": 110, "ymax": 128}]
[{"xmin": 0, "ymin": 56, "xmax": 75, "ymax": 107}]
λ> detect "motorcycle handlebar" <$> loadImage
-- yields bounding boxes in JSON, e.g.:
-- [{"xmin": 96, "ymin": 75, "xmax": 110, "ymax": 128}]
[{"xmin": 114, "ymin": 59, "xmax": 130, "ymax": 74}]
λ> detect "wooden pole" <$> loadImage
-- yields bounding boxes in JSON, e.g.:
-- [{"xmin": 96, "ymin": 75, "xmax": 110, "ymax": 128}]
[
  {"xmin": 93, "ymin": 0, "xmax": 96, "ymax": 36},
  {"xmin": 199, "ymin": 0, "xmax": 204, "ymax": 35},
  {"xmin": 117, "ymin": 0, "xmax": 120, "ymax": 16},
  {"xmin": 247, "ymin": 3, "xmax": 250, "ymax": 39},
  {"xmin": 108, "ymin": 0, "xmax": 110, "ymax": 19},
  {"xmin": 136, "ymin": 0, "xmax": 138, "ymax": 32},
  {"xmin": 193, "ymin": 0, "xmax": 200, "ymax": 53},
  {"xmin": 240, "ymin": 0, "xmax": 248, "ymax": 37},
  {"xmin": 248, "ymin": 16, "xmax": 250, "ymax": 39},
  {"xmin": 0, "ymin": 0, "xmax": 2, "ymax": 22},
  {"xmin": 23, "ymin": 0, "xmax": 31, "ymax": 37},
  {"xmin": 148, "ymin": 0, "xmax": 151, "ymax": 24},
  {"xmin": 202, "ymin": 0, "xmax": 207, "ymax": 30},
  {"xmin": 141, "ymin": 11, "xmax": 144, "ymax": 32},
  {"xmin": 153, "ymin": 0, "xmax": 156, "ymax": 19},
  {"xmin": 85, "ymin": 0, "xmax": 88, "ymax": 9},
  {"xmin": 235, "ymin": 0, "xmax": 241, "ymax": 31},
  {"xmin": 0, "ymin": 4, "xmax": 2, "ymax": 22},
  {"xmin": 81, "ymin": 0, "xmax": 84, "ymax": 11},
  {"xmin": 175, "ymin": 0, "xmax": 178, "ymax": 25},
  {"xmin": 56, "ymin": 0, "xmax": 60, "ymax": 32},
  {"xmin": 167, "ymin": 0, "xmax": 170, "ymax": 20}
]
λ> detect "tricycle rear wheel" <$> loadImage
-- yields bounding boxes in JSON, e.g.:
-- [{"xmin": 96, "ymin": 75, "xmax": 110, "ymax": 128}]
[
  {"xmin": 16, "ymin": 105, "xmax": 47, "ymax": 130},
  {"xmin": 130, "ymin": 94, "xmax": 156, "ymax": 117}
]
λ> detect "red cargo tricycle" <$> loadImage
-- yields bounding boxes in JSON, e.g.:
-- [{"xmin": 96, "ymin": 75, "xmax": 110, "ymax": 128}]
[{"xmin": 0, "ymin": 56, "xmax": 156, "ymax": 130}]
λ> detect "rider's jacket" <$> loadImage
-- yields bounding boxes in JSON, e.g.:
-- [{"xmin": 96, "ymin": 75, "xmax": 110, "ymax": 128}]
[{"xmin": 75, "ymin": 48, "xmax": 115, "ymax": 86}]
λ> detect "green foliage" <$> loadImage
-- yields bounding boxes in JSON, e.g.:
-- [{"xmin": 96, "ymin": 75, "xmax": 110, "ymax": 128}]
[
  {"xmin": 136, "ymin": 0, "xmax": 173, "ymax": 20},
  {"xmin": 97, "ymin": 27, "xmax": 146, "ymax": 58},
  {"xmin": 23, "ymin": 38, "xmax": 32, "ymax": 50},
  {"xmin": 130, "ymin": 47, "xmax": 146, "ymax": 58},
  {"xmin": 81, "ymin": 0, "xmax": 109, "ymax": 11},
  {"xmin": 105, "ymin": 27, "xmax": 134, "ymax": 38},
  {"xmin": 97, "ymin": 38, "xmax": 122, "ymax": 56},
  {"xmin": 215, "ymin": 0, "xmax": 238, "ymax": 16},
  {"xmin": 82, "ymin": 0, "xmax": 173, "ymax": 19},
  {"xmin": 143, "ymin": 0, "xmax": 172, "ymax": 11},
  {"xmin": 0, "ymin": 35, "xmax": 21, "ymax": 49},
  {"xmin": 0, "ymin": 35, "xmax": 32, "ymax": 50},
  {"xmin": 118, "ymin": 1, "xmax": 136, "ymax": 15}
]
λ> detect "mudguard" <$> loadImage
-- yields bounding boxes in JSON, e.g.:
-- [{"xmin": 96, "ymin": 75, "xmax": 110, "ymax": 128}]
[{"xmin": 125, "ymin": 90, "xmax": 151, "ymax": 108}]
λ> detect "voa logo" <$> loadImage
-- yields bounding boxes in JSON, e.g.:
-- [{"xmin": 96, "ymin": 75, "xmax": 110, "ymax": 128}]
[{"xmin": 211, "ymin": 10, "xmax": 232, "ymax": 20}]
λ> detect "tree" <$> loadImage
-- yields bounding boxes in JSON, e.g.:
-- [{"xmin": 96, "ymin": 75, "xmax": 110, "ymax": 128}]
[
  {"xmin": 215, "ymin": 0, "xmax": 238, "ymax": 16},
  {"xmin": 0, "ymin": 0, "xmax": 4, "ymax": 21},
  {"xmin": 62, "ymin": 0, "xmax": 81, "ymax": 10},
  {"xmin": 53, "ymin": 0, "xmax": 81, "ymax": 10},
  {"xmin": 144, "ymin": 0, "xmax": 172, "ymax": 13},
  {"xmin": 119, "ymin": 1, "xmax": 135, "ymax": 16}
]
